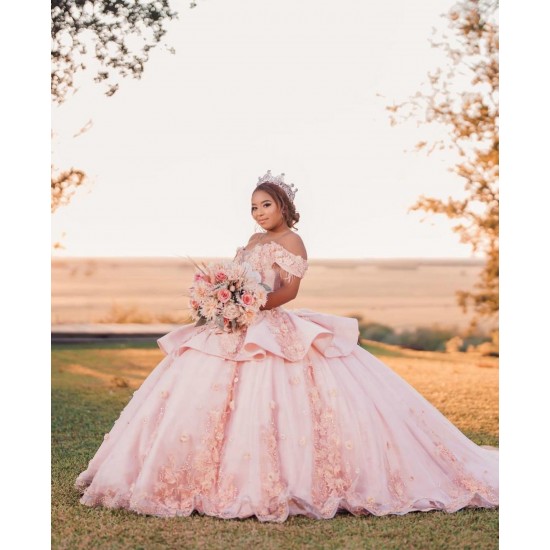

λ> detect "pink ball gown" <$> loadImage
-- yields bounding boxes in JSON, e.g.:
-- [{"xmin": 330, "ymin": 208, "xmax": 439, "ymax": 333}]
[{"xmin": 75, "ymin": 241, "xmax": 498, "ymax": 522}]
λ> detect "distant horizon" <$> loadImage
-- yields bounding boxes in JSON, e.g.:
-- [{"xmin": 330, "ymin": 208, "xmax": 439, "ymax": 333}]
[
  {"xmin": 51, "ymin": 254, "xmax": 485, "ymax": 264},
  {"xmin": 52, "ymin": 251, "xmax": 486, "ymax": 329}
]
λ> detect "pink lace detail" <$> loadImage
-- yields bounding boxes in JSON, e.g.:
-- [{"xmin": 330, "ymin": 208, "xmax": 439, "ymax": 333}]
[
  {"xmin": 217, "ymin": 329, "xmax": 246, "ymax": 358},
  {"xmin": 270, "ymin": 242, "xmax": 308, "ymax": 282},
  {"xmin": 264, "ymin": 308, "xmax": 306, "ymax": 361},
  {"xmin": 150, "ymin": 452, "xmax": 195, "ymax": 513},
  {"xmin": 305, "ymin": 363, "xmax": 352, "ymax": 516},
  {"xmin": 139, "ymin": 392, "xmax": 168, "ymax": 465},
  {"xmin": 236, "ymin": 241, "xmax": 308, "ymax": 284},
  {"xmin": 408, "ymin": 406, "xmax": 498, "ymax": 506},
  {"xmin": 258, "ymin": 412, "xmax": 288, "ymax": 521},
  {"xmin": 237, "ymin": 245, "xmax": 270, "ymax": 282},
  {"xmin": 77, "ymin": 384, "xmax": 174, "ymax": 510},
  {"xmin": 386, "ymin": 468, "xmax": 407, "ymax": 504},
  {"xmin": 435, "ymin": 442, "xmax": 498, "ymax": 503},
  {"xmin": 151, "ymin": 362, "xmax": 241, "ymax": 514},
  {"xmin": 77, "ymin": 486, "xmax": 133, "ymax": 509}
]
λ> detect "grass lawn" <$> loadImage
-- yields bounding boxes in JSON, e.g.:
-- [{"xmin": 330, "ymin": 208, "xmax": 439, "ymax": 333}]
[{"xmin": 52, "ymin": 342, "xmax": 498, "ymax": 549}]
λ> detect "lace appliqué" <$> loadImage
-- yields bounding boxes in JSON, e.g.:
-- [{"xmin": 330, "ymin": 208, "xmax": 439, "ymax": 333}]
[
  {"xmin": 150, "ymin": 362, "xmax": 241, "ymax": 515},
  {"xmin": 435, "ymin": 442, "xmax": 498, "ymax": 505},
  {"xmin": 236, "ymin": 241, "xmax": 308, "ymax": 285},
  {"xmin": 217, "ymin": 328, "xmax": 246, "ymax": 358},
  {"xmin": 77, "ymin": 485, "xmax": 134, "ymax": 510},
  {"xmin": 264, "ymin": 308, "xmax": 306, "ymax": 362},
  {"xmin": 408, "ymin": 407, "xmax": 498, "ymax": 507},
  {"xmin": 258, "ymin": 411, "xmax": 288, "ymax": 521},
  {"xmin": 76, "ymin": 393, "xmax": 170, "ymax": 511},
  {"xmin": 305, "ymin": 363, "xmax": 352, "ymax": 516},
  {"xmin": 270, "ymin": 243, "xmax": 308, "ymax": 283}
]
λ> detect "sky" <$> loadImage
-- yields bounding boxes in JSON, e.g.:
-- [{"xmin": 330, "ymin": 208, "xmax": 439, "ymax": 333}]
[{"xmin": 50, "ymin": 0, "xmax": 475, "ymax": 260}]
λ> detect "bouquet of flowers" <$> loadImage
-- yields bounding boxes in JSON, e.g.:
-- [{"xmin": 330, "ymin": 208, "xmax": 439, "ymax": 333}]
[{"xmin": 188, "ymin": 259, "xmax": 271, "ymax": 333}]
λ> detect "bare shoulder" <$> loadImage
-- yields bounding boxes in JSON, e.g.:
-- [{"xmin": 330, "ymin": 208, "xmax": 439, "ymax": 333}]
[
  {"xmin": 246, "ymin": 232, "xmax": 263, "ymax": 245},
  {"xmin": 279, "ymin": 231, "xmax": 308, "ymax": 260}
]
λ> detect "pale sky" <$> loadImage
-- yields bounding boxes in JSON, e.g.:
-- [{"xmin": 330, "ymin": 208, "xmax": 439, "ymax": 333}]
[{"xmin": 51, "ymin": 0, "xmax": 473, "ymax": 260}]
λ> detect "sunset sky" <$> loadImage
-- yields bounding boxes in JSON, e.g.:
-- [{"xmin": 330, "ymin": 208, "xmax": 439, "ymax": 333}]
[{"xmin": 51, "ymin": 0, "xmax": 474, "ymax": 260}]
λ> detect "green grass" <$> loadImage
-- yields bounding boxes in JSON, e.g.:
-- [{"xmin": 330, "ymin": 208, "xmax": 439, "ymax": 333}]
[
  {"xmin": 52, "ymin": 339, "xmax": 160, "ymax": 351},
  {"xmin": 52, "ymin": 343, "xmax": 498, "ymax": 550},
  {"xmin": 359, "ymin": 341, "xmax": 408, "ymax": 358}
]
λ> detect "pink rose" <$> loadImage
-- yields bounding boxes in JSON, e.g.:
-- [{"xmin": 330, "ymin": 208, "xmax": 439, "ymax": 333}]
[
  {"xmin": 190, "ymin": 299, "xmax": 199, "ymax": 309},
  {"xmin": 215, "ymin": 271, "xmax": 228, "ymax": 283},
  {"xmin": 241, "ymin": 293, "xmax": 254, "ymax": 306},
  {"xmin": 217, "ymin": 288, "xmax": 231, "ymax": 303}
]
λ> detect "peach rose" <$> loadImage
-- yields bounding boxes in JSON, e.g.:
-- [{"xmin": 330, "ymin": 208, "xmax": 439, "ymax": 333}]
[
  {"xmin": 241, "ymin": 293, "xmax": 254, "ymax": 306},
  {"xmin": 242, "ymin": 309, "xmax": 257, "ymax": 325},
  {"xmin": 217, "ymin": 288, "xmax": 231, "ymax": 303},
  {"xmin": 215, "ymin": 271, "xmax": 228, "ymax": 283},
  {"xmin": 195, "ymin": 282, "xmax": 211, "ymax": 298}
]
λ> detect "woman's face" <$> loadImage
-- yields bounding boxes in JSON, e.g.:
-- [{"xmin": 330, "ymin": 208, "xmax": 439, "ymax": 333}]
[{"xmin": 251, "ymin": 190, "xmax": 284, "ymax": 231}]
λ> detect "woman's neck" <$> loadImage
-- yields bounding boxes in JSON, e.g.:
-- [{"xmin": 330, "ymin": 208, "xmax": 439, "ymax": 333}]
[
  {"xmin": 262, "ymin": 220, "xmax": 291, "ymax": 236},
  {"xmin": 263, "ymin": 228, "xmax": 291, "ymax": 236}
]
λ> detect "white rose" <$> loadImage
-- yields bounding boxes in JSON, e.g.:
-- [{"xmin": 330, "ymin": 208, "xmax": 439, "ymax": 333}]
[
  {"xmin": 242, "ymin": 262, "xmax": 261, "ymax": 283},
  {"xmin": 223, "ymin": 302, "xmax": 240, "ymax": 320},
  {"xmin": 255, "ymin": 287, "xmax": 268, "ymax": 305}
]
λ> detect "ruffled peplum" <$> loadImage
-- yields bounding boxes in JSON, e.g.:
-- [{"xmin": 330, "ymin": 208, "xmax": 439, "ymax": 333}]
[{"xmin": 157, "ymin": 308, "xmax": 359, "ymax": 363}]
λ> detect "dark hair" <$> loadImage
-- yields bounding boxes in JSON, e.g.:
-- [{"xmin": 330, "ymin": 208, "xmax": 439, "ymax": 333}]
[{"xmin": 253, "ymin": 182, "xmax": 301, "ymax": 230}]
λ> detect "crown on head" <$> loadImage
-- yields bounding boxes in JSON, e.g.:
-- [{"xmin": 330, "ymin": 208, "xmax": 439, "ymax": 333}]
[{"xmin": 256, "ymin": 170, "xmax": 297, "ymax": 203}]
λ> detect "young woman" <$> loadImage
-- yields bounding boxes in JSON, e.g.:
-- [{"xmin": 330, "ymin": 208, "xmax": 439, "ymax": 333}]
[{"xmin": 75, "ymin": 170, "xmax": 498, "ymax": 522}]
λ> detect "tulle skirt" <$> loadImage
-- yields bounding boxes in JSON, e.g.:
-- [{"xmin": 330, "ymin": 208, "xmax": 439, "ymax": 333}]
[{"xmin": 75, "ymin": 308, "xmax": 498, "ymax": 522}]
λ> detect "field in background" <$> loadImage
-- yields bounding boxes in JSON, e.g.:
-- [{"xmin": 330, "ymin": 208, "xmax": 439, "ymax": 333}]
[
  {"xmin": 52, "ymin": 257, "xmax": 486, "ymax": 331},
  {"xmin": 52, "ymin": 341, "xmax": 498, "ymax": 549}
]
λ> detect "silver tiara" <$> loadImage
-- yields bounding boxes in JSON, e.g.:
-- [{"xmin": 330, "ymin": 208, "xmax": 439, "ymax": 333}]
[{"xmin": 256, "ymin": 170, "xmax": 297, "ymax": 203}]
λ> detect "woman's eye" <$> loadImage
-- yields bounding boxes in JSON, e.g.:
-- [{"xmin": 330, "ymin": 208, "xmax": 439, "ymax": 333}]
[{"xmin": 263, "ymin": 203, "xmax": 271, "ymax": 207}]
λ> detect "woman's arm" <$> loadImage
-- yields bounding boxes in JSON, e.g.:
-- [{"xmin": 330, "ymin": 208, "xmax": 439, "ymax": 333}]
[
  {"xmin": 260, "ymin": 234, "xmax": 307, "ymax": 311},
  {"xmin": 260, "ymin": 279, "xmax": 301, "ymax": 310}
]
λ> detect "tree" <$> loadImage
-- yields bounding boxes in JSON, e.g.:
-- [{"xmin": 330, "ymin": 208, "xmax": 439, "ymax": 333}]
[
  {"xmin": 51, "ymin": 0, "xmax": 179, "ymax": 105},
  {"xmin": 387, "ymin": 0, "xmax": 499, "ymax": 329},
  {"xmin": 51, "ymin": 1, "xmax": 199, "ymax": 215},
  {"xmin": 51, "ymin": 165, "xmax": 86, "ymax": 213}
]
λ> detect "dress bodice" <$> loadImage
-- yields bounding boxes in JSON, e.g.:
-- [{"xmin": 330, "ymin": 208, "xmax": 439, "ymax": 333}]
[
  {"xmin": 157, "ymin": 241, "xmax": 358, "ymax": 363},
  {"xmin": 234, "ymin": 241, "xmax": 309, "ymax": 291}
]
